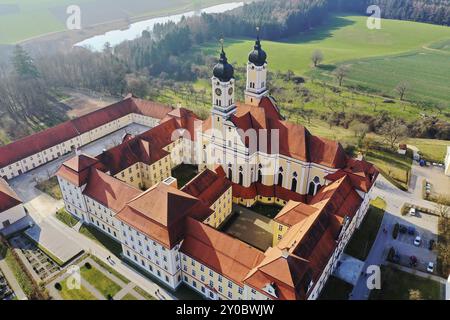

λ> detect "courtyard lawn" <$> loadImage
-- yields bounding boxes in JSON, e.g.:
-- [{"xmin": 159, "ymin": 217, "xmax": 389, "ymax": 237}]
[
  {"xmin": 250, "ymin": 203, "xmax": 283, "ymax": 219},
  {"xmin": 344, "ymin": 198, "xmax": 386, "ymax": 261},
  {"xmin": 319, "ymin": 276, "xmax": 353, "ymax": 300},
  {"xmin": 90, "ymin": 255, "xmax": 130, "ymax": 284},
  {"xmin": 36, "ymin": 176, "xmax": 62, "ymax": 200},
  {"xmin": 171, "ymin": 164, "xmax": 199, "ymax": 188},
  {"xmin": 370, "ymin": 266, "xmax": 443, "ymax": 300},
  {"xmin": 79, "ymin": 224, "xmax": 122, "ymax": 257},
  {"xmin": 55, "ymin": 208, "xmax": 79, "ymax": 228},
  {"xmin": 80, "ymin": 264, "xmax": 122, "ymax": 299},
  {"xmin": 59, "ymin": 278, "xmax": 97, "ymax": 300}
]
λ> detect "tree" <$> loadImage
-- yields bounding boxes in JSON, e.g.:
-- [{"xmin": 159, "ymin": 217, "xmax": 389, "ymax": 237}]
[
  {"xmin": 334, "ymin": 65, "xmax": 348, "ymax": 86},
  {"xmin": 379, "ymin": 118, "xmax": 407, "ymax": 150},
  {"xmin": 311, "ymin": 50, "xmax": 324, "ymax": 67},
  {"xmin": 395, "ymin": 81, "xmax": 409, "ymax": 101},
  {"xmin": 12, "ymin": 45, "xmax": 39, "ymax": 78}
]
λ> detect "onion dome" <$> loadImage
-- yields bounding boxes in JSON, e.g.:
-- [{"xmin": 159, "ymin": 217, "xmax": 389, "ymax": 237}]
[
  {"xmin": 248, "ymin": 35, "xmax": 267, "ymax": 66},
  {"xmin": 213, "ymin": 48, "xmax": 234, "ymax": 82}
]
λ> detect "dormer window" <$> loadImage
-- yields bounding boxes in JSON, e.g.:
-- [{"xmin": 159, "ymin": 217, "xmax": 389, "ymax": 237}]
[{"xmin": 262, "ymin": 282, "xmax": 278, "ymax": 298}]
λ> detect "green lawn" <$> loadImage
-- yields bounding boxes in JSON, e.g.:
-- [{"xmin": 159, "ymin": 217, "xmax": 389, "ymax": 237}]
[
  {"xmin": 171, "ymin": 164, "xmax": 199, "ymax": 188},
  {"xmin": 407, "ymin": 138, "xmax": 449, "ymax": 163},
  {"xmin": 201, "ymin": 14, "xmax": 450, "ymax": 106},
  {"xmin": 207, "ymin": 15, "xmax": 450, "ymax": 74},
  {"xmin": 36, "ymin": 176, "xmax": 62, "ymax": 200},
  {"xmin": 0, "ymin": 0, "xmax": 235, "ymax": 44},
  {"xmin": 370, "ymin": 266, "xmax": 443, "ymax": 300},
  {"xmin": 345, "ymin": 198, "xmax": 386, "ymax": 261},
  {"xmin": 121, "ymin": 293, "xmax": 138, "ymax": 300},
  {"xmin": 0, "ymin": 242, "xmax": 37, "ymax": 299},
  {"xmin": 90, "ymin": 255, "xmax": 131, "ymax": 284},
  {"xmin": 59, "ymin": 277, "xmax": 97, "ymax": 300},
  {"xmin": 319, "ymin": 276, "xmax": 353, "ymax": 300},
  {"xmin": 133, "ymin": 286, "xmax": 156, "ymax": 300},
  {"xmin": 80, "ymin": 264, "xmax": 122, "ymax": 299},
  {"xmin": 250, "ymin": 203, "xmax": 282, "ymax": 219},
  {"xmin": 79, "ymin": 224, "xmax": 122, "ymax": 257},
  {"xmin": 318, "ymin": 49, "xmax": 450, "ymax": 105},
  {"xmin": 55, "ymin": 208, "xmax": 79, "ymax": 228},
  {"xmin": 365, "ymin": 148, "xmax": 412, "ymax": 191}
]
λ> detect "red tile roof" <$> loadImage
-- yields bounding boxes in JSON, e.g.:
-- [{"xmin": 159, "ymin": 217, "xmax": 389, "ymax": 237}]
[
  {"xmin": 82, "ymin": 168, "xmax": 141, "ymax": 213},
  {"xmin": 116, "ymin": 183, "xmax": 212, "ymax": 248},
  {"xmin": 56, "ymin": 154, "xmax": 104, "ymax": 187},
  {"xmin": 325, "ymin": 158, "xmax": 379, "ymax": 192},
  {"xmin": 207, "ymin": 97, "xmax": 348, "ymax": 168},
  {"xmin": 0, "ymin": 97, "xmax": 173, "ymax": 169},
  {"xmin": 180, "ymin": 217, "xmax": 265, "ymax": 285},
  {"xmin": 0, "ymin": 178, "xmax": 22, "ymax": 213},
  {"xmin": 181, "ymin": 169, "xmax": 232, "ymax": 208}
]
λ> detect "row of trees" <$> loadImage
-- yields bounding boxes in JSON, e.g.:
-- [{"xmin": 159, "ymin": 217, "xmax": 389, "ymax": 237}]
[{"xmin": 333, "ymin": 0, "xmax": 450, "ymax": 26}]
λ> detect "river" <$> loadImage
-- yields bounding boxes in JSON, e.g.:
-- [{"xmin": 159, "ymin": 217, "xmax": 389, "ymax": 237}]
[{"xmin": 75, "ymin": 2, "xmax": 244, "ymax": 51}]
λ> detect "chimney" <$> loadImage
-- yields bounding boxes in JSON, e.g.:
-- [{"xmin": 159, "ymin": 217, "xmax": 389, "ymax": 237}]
[{"xmin": 162, "ymin": 176, "xmax": 178, "ymax": 189}]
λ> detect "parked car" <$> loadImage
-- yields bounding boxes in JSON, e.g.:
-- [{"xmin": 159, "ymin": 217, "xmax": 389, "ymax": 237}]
[
  {"xmin": 428, "ymin": 239, "xmax": 435, "ymax": 250},
  {"xmin": 409, "ymin": 208, "xmax": 416, "ymax": 216},
  {"xmin": 399, "ymin": 225, "xmax": 407, "ymax": 234},
  {"xmin": 414, "ymin": 236, "xmax": 422, "ymax": 246},
  {"xmin": 427, "ymin": 262, "xmax": 434, "ymax": 273}
]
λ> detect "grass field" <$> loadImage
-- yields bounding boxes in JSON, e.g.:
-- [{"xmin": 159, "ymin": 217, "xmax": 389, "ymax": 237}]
[
  {"xmin": 36, "ymin": 176, "xmax": 62, "ymax": 200},
  {"xmin": 80, "ymin": 264, "xmax": 122, "ymax": 299},
  {"xmin": 59, "ymin": 278, "xmax": 97, "ymax": 300},
  {"xmin": 370, "ymin": 266, "xmax": 443, "ymax": 300},
  {"xmin": 0, "ymin": 0, "xmax": 236, "ymax": 44},
  {"xmin": 344, "ymin": 198, "xmax": 386, "ymax": 261},
  {"xmin": 210, "ymin": 15, "xmax": 450, "ymax": 74},
  {"xmin": 319, "ymin": 276, "xmax": 353, "ymax": 300},
  {"xmin": 203, "ymin": 14, "xmax": 450, "ymax": 105}
]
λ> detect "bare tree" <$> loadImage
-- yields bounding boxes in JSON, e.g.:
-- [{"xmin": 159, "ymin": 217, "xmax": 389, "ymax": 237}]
[
  {"xmin": 311, "ymin": 50, "xmax": 324, "ymax": 67},
  {"xmin": 395, "ymin": 81, "xmax": 409, "ymax": 101},
  {"xmin": 379, "ymin": 118, "xmax": 407, "ymax": 150},
  {"xmin": 334, "ymin": 65, "xmax": 349, "ymax": 87}
]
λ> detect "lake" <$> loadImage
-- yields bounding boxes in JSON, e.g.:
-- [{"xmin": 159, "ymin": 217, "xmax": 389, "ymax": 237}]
[{"xmin": 75, "ymin": 2, "xmax": 244, "ymax": 51}]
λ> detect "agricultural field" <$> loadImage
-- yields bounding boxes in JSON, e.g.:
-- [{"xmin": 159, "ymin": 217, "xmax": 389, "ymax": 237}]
[
  {"xmin": 203, "ymin": 14, "xmax": 450, "ymax": 105},
  {"xmin": 0, "ymin": 0, "xmax": 234, "ymax": 44}
]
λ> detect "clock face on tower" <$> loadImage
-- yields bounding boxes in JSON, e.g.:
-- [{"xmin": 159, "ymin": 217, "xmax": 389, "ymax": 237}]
[
  {"xmin": 228, "ymin": 87, "xmax": 233, "ymax": 95},
  {"xmin": 215, "ymin": 88, "xmax": 222, "ymax": 96}
]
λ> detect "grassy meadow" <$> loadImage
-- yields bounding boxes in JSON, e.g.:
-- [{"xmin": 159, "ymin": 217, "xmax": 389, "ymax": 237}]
[{"xmin": 202, "ymin": 14, "xmax": 450, "ymax": 105}]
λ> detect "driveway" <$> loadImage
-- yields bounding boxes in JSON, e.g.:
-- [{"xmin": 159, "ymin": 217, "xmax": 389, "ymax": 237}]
[{"xmin": 410, "ymin": 161, "xmax": 450, "ymax": 198}]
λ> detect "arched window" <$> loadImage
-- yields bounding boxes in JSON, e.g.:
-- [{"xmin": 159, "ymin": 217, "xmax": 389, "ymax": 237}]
[
  {"xmin": 238, "ymin": 167, "xmax": 243, "ymax": 185},
  {"xmin": 308, "ymin": 176, "xmax": 321, "ymax": 196},
  {"xmin": 257, "ymin": 170, "xmax": 262, "ymax": 183},
  {"xmin": 308, "ymin": 182, "xmax": 315, "ymax": 196},
  {"xmin": 277, "ymin": 167, "xmax": 284, "ymax": 187},
  {"xmin": 291, "ymin": 177, "xmax": 297, "ymax": 192},
  {"xmin": 228, "ymin": 164, "xmax": 233, "ymax": 181}
]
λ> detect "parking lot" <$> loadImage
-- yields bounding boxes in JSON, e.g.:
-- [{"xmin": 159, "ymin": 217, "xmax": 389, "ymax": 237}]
[{"xmin": 389, "ymin": 217, "xmax": 437, "ymax": 274}]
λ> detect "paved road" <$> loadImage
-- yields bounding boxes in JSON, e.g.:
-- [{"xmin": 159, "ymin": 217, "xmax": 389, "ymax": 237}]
[{"xmin": 350, "ymin": 174, "xmax": 446, "ymax": 300}]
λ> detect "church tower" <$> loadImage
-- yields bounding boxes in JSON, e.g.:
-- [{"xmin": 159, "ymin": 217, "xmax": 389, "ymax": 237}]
[
  {"xmin": 211, "ymin": 43, "xmax": 236, "ymax": 134},
  {"xmin": 245, "ymin": 29, "xmax": 268, "ymax": 106}
]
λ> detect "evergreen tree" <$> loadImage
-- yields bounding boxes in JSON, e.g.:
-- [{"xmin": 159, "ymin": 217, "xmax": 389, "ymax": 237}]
[{"xmin": 12, "ymin": 45, "xmax": 39, "ymax": 78}]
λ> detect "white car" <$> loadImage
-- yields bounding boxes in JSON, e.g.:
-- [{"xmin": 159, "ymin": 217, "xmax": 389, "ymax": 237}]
[
  {"xmin": 414, "ymin": 236, "xmax": 422, "ymax": 246},
  {"xmin": 409, "ymin": 208, "xmax": 416, "ymax": 216},
  {"xmin": 427, "ymin": 262, "xmax": 434, "ymax": 273}
]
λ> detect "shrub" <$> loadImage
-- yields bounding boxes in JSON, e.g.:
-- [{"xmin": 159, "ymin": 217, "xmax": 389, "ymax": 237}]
[
  {"xmin": 54, "ymin": 282, "xmax": 62, "ymax": 291},
  {"xmin": 392, "ymin": 223, "xmax": 399, "ymax": 239},
  {"xmin": 84, "ymin": 262, "xmax": 92, "ymax": 269}
]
